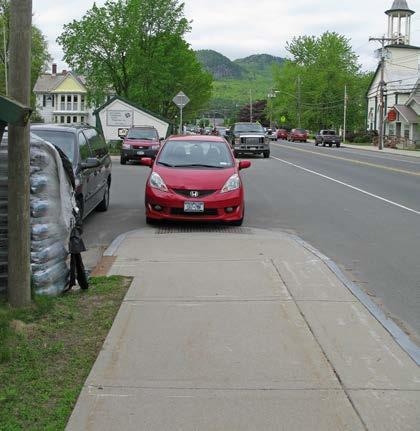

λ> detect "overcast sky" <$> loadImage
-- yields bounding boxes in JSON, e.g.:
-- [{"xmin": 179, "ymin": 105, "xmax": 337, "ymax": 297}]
[{"xmin": 32, "ymin": 0, "xmax": 420, "ymax": 72}]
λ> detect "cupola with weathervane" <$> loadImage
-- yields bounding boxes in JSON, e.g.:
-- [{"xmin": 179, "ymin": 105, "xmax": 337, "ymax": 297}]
[{"xmin": 386, "ymin": 0, "xmax": 415, "ymax": 45}]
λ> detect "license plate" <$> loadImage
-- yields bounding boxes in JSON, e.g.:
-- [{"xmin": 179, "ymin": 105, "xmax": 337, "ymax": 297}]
[
  {"xmin": 249, "ymin": 147, "xmax": 256, "ymax": 150},
  {"xmin": 184, "ymin": 201, "xmax": 204, "ymax": 212},
  {"xmin": 137, "ymin": 151, "xmax": 145, "ymax": 155}
]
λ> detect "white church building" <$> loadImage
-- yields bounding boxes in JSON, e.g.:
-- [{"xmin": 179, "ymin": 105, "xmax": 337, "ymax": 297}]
[{"xmin": 367, "ymin": 0, "xmax": 420, "ymax": 147}]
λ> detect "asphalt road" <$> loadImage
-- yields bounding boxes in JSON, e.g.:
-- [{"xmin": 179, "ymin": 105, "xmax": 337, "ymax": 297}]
[{"xmin": 83, "ymin": 142, "xmax": 420, "ymax": 340}]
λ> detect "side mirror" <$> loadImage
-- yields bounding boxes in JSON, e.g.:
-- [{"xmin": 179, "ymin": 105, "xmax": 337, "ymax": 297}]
[
  {"xmin": 238, "ymin": 160, "xmax": 251, "ymax": 170},
  {"xmin": 140, "ymin": 157, "xmax": 153, "ymax": 167},
  {"xmin": 159, "ymin": 137, "xmax": 165, "ymax": 142},
  {"xmin": 80, "ymin": 157, "xmax": 100, "ymax": 169}
]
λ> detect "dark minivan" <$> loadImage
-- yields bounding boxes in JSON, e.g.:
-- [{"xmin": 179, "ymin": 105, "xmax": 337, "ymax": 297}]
[{"xmin": 31, "ymin": 124, "xmax": 112, "ymax": 219}]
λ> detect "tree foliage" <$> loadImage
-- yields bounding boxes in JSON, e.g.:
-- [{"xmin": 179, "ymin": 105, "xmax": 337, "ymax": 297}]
[
  {"xmin": 0, "ymin": 0, "xmax": 51, "ymax": 106},
  {"xmin": 57, "ymin": 0, "xmax": 212, "ymax": 121},
  {"xmin": 272, "ymin": 32, "xmax": 372, "ymax": 131}
]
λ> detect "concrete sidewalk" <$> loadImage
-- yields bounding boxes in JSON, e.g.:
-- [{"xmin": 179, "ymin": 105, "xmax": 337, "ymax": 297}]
[
  {"xmin": 67, "ymin": 227, "xmax": 420, "ymax": 431},
  {"xmin": 342, "ymin": 143, "xmax": 420, "ymax": 158}
]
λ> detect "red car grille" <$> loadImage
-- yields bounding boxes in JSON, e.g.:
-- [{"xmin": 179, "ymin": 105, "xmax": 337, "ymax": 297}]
[
  {"xmin": 132, "ymin": 145, "xmax": 151, "ymax": 150},
  {"xmin": 170, "ymin": 208, "xmax": 219, "ymax": 216},
  {"xmin": 173, "ymin": 189, "xmax": 217, "ymax": 198}
]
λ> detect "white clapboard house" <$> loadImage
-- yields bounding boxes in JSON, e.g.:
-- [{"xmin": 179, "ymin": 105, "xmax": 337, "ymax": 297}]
[{"xmin": 367, "ymin": 0, "xmax": 420, "ymax": 147}]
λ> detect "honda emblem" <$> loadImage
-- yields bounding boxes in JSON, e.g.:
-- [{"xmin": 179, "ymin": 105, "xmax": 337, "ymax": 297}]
[{"xmin": 190, "ymin": 191, "xmax": 199, "ymax": 198}]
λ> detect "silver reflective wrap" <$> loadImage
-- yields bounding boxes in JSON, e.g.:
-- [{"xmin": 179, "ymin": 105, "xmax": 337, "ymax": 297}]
[{"xmin": 29, "ymin": 140, "xmax": 76, "ymax": 296}]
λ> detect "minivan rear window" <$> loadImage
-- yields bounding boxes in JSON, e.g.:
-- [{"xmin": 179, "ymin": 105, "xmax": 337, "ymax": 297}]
[{"xmin": 32, "ymin": 130, "xmax": 76, "ymax": 162}]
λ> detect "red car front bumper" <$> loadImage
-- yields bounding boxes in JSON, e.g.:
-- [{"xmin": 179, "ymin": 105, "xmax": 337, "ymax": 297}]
[{"xmin": 145, "ymin": 187, "xmax": 244, "ymax": 222}]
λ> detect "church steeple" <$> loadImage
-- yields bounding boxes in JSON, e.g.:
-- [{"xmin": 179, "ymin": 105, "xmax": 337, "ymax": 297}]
[{"xmin": 385, "ymin": 0, "xmax": 415, "ymax": 45}]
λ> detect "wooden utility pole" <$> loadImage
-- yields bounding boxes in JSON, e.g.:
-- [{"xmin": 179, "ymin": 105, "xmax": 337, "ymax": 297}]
[
  {"xmin": 343, "ymin": 85, "xmax": 348, "ymax": 144},
  {"xmin": 369, "ymin": 36, "xmax": 397, "ymax": 150},
  {"xmin": 297, "ymin": 75, "xmax": 302, "ymax": 128},
  {"xmin": 8, "ymin": 0, "xmax": 32, "ymax": 307}
]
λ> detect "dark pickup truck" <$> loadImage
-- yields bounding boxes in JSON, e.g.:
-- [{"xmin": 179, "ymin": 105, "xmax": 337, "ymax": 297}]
[{"xmin": 315, "ymin": 130, "xmax": 341, "ymax": 147}]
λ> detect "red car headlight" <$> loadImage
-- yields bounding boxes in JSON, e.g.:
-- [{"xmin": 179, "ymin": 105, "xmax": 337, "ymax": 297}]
[{"xmin": 150, "ymin": 172, "xmax": 168, "ymax": 192}]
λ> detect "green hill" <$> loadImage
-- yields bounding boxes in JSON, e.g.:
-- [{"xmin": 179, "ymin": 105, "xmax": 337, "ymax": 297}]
[
  {"xmin": 195, "ymin": 50, "xmax": 244, "ymax": 80},
  {"xmin": 195, "ymin": 51, "xmax": 285, "ymax": 118}
]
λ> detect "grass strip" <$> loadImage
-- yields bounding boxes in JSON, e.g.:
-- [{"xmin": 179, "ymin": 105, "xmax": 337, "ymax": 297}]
[{"xmin": 0, "ymin": 276, "xmax": 131, "ymax": 431}]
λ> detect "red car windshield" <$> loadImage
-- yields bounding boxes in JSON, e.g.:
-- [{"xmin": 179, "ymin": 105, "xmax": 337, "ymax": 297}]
[
  {"xmin": 126, "ymin": 129, "xmax": 158, "ymax": 140},
  {"xmin": 294, "ymin": 129, "xmax": 307, "ymax": 134},
  {"xmin": 157, "ymin": 140, "xmax": 234, "ymax": 169}
]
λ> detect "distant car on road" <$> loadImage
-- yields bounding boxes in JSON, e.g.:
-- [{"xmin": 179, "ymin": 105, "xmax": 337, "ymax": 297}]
[
  {"xmin": 229, "ymin": 122, "xmax": 270, "ymax": 158},
  {"xmin": 140, "ymin": 135, "xmax": 251, "ymax": 225},
  {"xmin": 288, "ymin": 128, "xmax": 308, "ymax": 142},
  {"xmin": 276, "ymin": 128, "xmax": 288, "ymax": 140},
  {"xmin": 120, "ymin": 126, "xmax": 162, "ymax": 165},
  {"xmin": 31, "ymin": 124, "xmax": 112, "ymax": 219},
  {"xmin": 216, "ymin": 126, "xmax": 228, "ymax": 137},
  {"xmin": 315, "ymin": 130, "xmax": 341, "ymax": 147}
]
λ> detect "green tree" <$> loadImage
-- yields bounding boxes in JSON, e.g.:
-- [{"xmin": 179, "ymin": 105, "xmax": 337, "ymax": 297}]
[
  {"xmin": 0, "ymin": 0, "xmax": 51, "ymax": 106},
  {"xmin": 273, "ymin": 32, "xmax": 371, "ymax": 132},
  {"xmin": 57, "ymin": 0, "xmax": 212, "ymax": 120}
]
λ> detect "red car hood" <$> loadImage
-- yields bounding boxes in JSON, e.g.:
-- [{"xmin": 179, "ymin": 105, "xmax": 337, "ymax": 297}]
[
  {"xmin": 124, "ymin": 138, "xmax": 158, "ymax": 146},
  {"xmin": 154, "ymin": 165, "xmax": 236, "ymax": 190}
]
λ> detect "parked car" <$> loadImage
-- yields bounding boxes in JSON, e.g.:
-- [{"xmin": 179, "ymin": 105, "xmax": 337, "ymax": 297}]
[
  {"xmin": 315, "ymin": 130, "xmax": 341, "ymax": 147},
  {"xmin": 287, "ymin": 128, "xmax": 308, "ymax": 142},
  {"xmin": 120, "ymin": 126, "xmax": 161, "ymax": 164},
  {"xmin": 140, "ymin": 135, "xmax": 251, "ymax": 225},
  {"xmin": 216, "ymin": 126, "xmax": 228, "ymax": 137},
  {"xmin": 31, "ymin": 124, "xmax": 112, "ymax": 219},
  {"xmin": 276, "ymin": 128, "xmax": 288, "ymax": 140},
  {"xmin": 229, "ymin": 122, "xmax": 270, "ymax": 158}
]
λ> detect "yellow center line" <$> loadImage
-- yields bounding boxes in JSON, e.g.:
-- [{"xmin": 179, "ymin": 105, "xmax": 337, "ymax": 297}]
[{"xmin": 272, "ymin": 142, "xmax": 420, "ymax": 177}]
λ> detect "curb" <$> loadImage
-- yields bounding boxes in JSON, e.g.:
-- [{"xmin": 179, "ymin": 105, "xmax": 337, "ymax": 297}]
[
  {"xmin": 341, "ymin": 144, "xmax": 420, "ymax": 159},
  {"xmin": 103, "ymin": 227, "xmax": 420, "ymax": 366},
  {"xmin": 290, "ymin": 234, "xmax": 420, "ymax": 366}
]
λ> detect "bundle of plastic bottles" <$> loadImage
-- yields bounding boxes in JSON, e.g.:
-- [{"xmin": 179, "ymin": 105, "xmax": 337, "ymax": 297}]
[{"xmin": 30, "ymin": 137, "xmax": 74, "ymax": 296}]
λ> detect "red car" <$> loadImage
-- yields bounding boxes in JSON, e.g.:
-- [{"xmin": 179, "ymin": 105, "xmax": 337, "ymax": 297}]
[
  {"xmin": 287, "ymin": 128, "xmax": 308, "ymax": 142},
  {"xmin": 140, "ymin": 135, "xmax": 251, "ymax": 225},
  {"xmin": 276, "ymin": 128, "xmax": 288, "ymax": 140},
  {"xmin": 120, "ymin": 126, "xmax": 162, "ymax": 165}
]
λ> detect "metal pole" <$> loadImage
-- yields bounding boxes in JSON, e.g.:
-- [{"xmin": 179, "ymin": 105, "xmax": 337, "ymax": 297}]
[
  {"xmin": 343, "ymin": 85, "xmax": 347, "ymax": 144},
  {"xmin": 179, "ymin": 105, "xmax": 183, "ymax": 134},
  {"xmin": 3, "ymin": 19, "xmax": 7, "ymax": 95},
  {"xmin": 8, "ymin": 0, "xmax": 32, "ymax": 306},
  {"xmin": 249, "ymin": 89, "xmax": 253, "ymax": 122}
]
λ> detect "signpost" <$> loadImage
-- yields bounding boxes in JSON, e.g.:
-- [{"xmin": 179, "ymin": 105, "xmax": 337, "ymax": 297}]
[{"xmin": 172, "ymin": 91, "xmax": 190, "ymax": 134}]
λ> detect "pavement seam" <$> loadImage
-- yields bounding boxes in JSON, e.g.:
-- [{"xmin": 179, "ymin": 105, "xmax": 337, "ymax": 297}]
[{"xmin": 270, "ymin": 258, "xmax": 370, "ymax": 431}]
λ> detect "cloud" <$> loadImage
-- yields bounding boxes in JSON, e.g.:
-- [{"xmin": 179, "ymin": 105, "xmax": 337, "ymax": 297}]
[{"xmin": 33, "ymin": 0, "xmax": 419, "ymax": 72}]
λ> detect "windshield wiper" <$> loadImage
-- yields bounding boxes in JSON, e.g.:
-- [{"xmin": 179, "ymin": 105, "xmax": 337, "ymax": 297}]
[
  {"xmin": 174, "ymin": 163, "xmax": 225, "ymax": 169},
  {"xmin": 157, "ymin": 161, "xmax": 175, "ymax": 167}
]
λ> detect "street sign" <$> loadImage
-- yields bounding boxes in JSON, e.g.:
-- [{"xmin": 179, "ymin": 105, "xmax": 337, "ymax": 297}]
[
  {"xmin": 280, "ymin": 116, "xmax": 286, "ymax": 123},
  {"xmin": 172, "ymin": 91, "xmax": 190, "ymax": 134},
  {"xmin": 172, "ymin": 91, "xmax": 190, "ymax": 108},
  {"xmin": 387, "ymin": 109, "xmax": 397, "ymax": 122}
]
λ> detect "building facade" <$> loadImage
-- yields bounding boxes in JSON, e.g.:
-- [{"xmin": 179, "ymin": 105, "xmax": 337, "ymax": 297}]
[
  {"xmin": 33, "ymin": 64, "xmax": 94, "ymax": 125},
  {"xmin": 367, "ymin": 0, "xmax": 420, "ymax": 147}
]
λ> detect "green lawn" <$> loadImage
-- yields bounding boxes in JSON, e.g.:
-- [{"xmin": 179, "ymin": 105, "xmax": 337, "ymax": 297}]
[{"xmin": 0, "ymin": 276, "xmax": 131, "ymax": 431}]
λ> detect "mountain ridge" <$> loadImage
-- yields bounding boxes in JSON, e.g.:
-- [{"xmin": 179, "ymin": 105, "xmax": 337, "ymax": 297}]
[{"xmin": 195, "ymin": 49, "xmax": 285, "ymax": 80}]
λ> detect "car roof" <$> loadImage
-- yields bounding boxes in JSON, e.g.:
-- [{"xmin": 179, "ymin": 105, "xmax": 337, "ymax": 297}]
[
  {"xmin": 31, "ymin": 124, "xmax": 92, "ymax": 133},
  {"xmin": 234, "ymin": 122, "xmax": 261, "ymax": 125},
  {"xmin": 130, "ymin": 126, "xmax": 157, "ymax": 130},
  {"xmin": 167, "ymin": 135, "xmax": 225, "ymax": 142}
]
